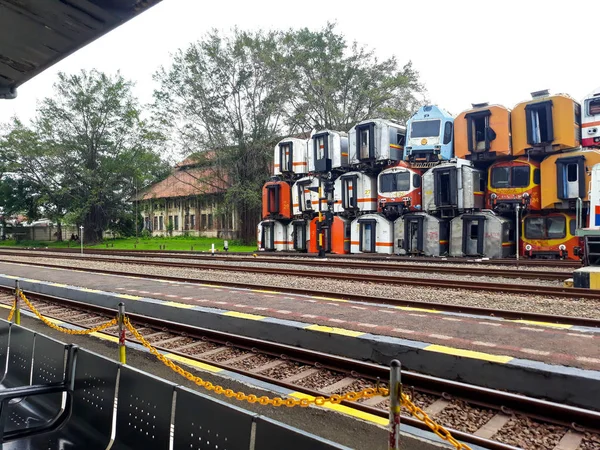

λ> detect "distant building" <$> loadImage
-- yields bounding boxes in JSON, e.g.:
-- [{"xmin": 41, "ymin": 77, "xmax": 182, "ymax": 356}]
[{"xmin": 134, "ymin": 157, "xmax": 238, "ymax": 239}]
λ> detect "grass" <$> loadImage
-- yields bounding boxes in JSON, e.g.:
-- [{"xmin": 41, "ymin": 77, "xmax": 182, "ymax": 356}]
[{"xmin": 0, "ymin": 236, "xmax": 257, "ymax": 253}]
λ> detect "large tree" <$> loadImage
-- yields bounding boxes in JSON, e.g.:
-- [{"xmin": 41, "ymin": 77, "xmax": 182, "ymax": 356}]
[
  {"xmin": 153, "ymin": 25, "xmax": 425, "ymax": 243},
  {"xmin": 0, "ymin": 70, "xmax": 168, "ymax": 243}
]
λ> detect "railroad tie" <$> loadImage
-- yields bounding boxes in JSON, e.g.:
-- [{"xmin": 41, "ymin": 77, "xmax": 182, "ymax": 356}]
[
  {"xmin": 473, "ymin": 413, "xmax": 512, "ymax": 439},
  {"xmin": 249, "ymin": 359, "xmax": 287, "ymax": 374},
  {"xmin": 282, "ymin": 368, "xmax": 320, "ymax": 383},
  {"xmin": 320, "ymin": 377, "xmax": 358, "ymax": 394},
  {"xmin": 221, "ymin": 352, "xmax": 256, "ymax": 365},
  {"xmin": 152, "ymin": 335, "xmax": 186, "ymax": 347},
  {"xmin": 423, "ymin": 398, "xmax": 451, "ymax": 416},
  {"xmin": 194, "ymin": 346, "xmax": 230, "ymax": 357},
  {"xmin": 553, "ymin": 430, "xmax": 585, "ymax": 450},
  {"xmin": 171, "ymin": 341, "xmax": 212, "ymax": 352},
  {"xmin": 362, "ymin": 396, "xmax": 386, "ymax": 406}
]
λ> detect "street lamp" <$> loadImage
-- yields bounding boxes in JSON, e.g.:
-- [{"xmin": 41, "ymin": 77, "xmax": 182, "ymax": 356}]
[{"xmin": 80, "ymin": 226, "xmax": 84, "ymax": 255}]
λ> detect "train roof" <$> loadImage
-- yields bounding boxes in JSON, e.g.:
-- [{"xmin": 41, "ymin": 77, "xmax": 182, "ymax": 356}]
[
  {"xmin": 0, "ymin": 0, "xmax": 162, "ymax": 98},
  {"xmin": 349, "ymin": 117, "xmax": 406, "ymax": 129},
  {"xmin": 408, "ymin": 105, "xmax": 453, "ymax": 122}
]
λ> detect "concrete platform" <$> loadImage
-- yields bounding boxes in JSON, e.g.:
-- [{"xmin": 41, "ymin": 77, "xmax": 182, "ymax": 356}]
[{"xmin": 0, "ymin": 266, "xmax": 599, "ymax": 412}]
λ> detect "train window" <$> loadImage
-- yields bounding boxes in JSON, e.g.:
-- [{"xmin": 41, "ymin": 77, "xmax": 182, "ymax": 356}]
[
  {"xmin": 570, "ymin": 219, "xmax": 576, "ymax": 236},
  {"xmin": 379, "ymin": 172, "xmax": 410, "ymax": 192},
  {"xmin": 316, "ymin": 136, "xmax": 326, "ymax": 160},
  {"xmin": 396, "ymin": 132, "xmax": 406, "ymax": 146},
  {"xmin": 413, "ymin": 174, "xmax": 421, "ymax": 189},
  {"xmin": 588, "ymin": 98, "xmax": 600, "ymax": 116},
  {"xmin": 443, "ymin": 122, "xmax": 453, "ymax": 145},
  {"xmin": 533, "ymin": 168, "xmax": 541, "ymax": 185},
  {"xmin": 279, "ymin": 142, "xmax": 292, "ymax": 172},
  {"xmin": 469, "ymin": 223, "xmax": 479, "ymax": 240},
  {"xmin": 547, "ymin": 216, "xmax": 566, "ymax": 239},
  {"xmin": 342, "ymin": 177, "xmax": 357, "ymax": 209},
  {"xmin": 411, "ymin": 120, "xmax": 440, "ymax": 138},
  {"xmin": 512, "ymin": 166, "xmax": 530, "ymax": 188},
  {"xmin": 359, "ymin": 129, "xmax": 370, "ymax": 159},
  {"xmin": 567, "ymin": 163, "xmax": 578, "ymax": 182},
  {"xmin": 491, "ymin": 167, "xmax": 510, "ymax": 188},
  {"xmin": 526, "ymin": 101, "xmax": 554, "ymax": 144},
  {"xmin": 524, "ymin": 217, "xmax": 545, "ymax": 239}
]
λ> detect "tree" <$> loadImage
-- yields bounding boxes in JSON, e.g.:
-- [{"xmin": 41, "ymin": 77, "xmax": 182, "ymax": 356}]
[
  {"xmin": 152, "ymin": 25, "xmax": 425, "ymax": 243},
  {"xmin": 0, "ymin": 70, "xmax": 168, "ymax": 243}
]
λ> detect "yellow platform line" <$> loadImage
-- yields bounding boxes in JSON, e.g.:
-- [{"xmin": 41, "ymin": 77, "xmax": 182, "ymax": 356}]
[
  {"xmin": 511, "ymin": 319, "xmax": 572, "ymax": 330},
  {"xmin": 163, "ymin": 301, "xmax": 196, "ymax": 309},
  {"xmin": 116, "ymin": 294, "xmax": 142, "ymax": 300},
  {"xmin": 305, "ymin": 324, "xmax": 365, "ymax": 337},
  {"xmin": 425, "ymin": 344, "xmax": 513, "ymax": 364},
  {"xmin": 311, "ymin": 296, "xmax": 349, "ymax": 303},
  {"xmin": 223, "ymin": 311, "xmax": 265, "ymax": 321}
]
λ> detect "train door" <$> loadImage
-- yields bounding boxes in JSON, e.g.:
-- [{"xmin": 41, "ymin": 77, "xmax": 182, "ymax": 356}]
[
  {"xmin": 297, "ymin": 180, "xmax": 311, "ymax": 213},
  {"xmin": 466, "ymin": 110, "xmax": 493, "ymax": 153},
  {"xmin": 556, "ymin": 156, "xmax": 585, "ymax": 199},
  {"xmin": 403, "ymin": 215, "xmax": 424, "ymax": 254},
  {"xmin": 341, "ymin": 175, "xmax": 358, "ymax": 210},
  {"xmin": 358, "ymin": 218, "xmax": 377, "ymax": 253},
  {"xmin": 461, "ymin": 215, "xmax": 485, "ymax": 256},
  {"xmin": 434, "ymin": 167, "xmax": 458, "ymax": 207},
  {"xmin": 356, "ymin": 122, "xmax": 375, "ymax": 161},
  {"xmin": 279, "ymin": 141, "xmax": 293, "ymax": 173},
  {"xmin": 266, "ymin": 185, "xmax": 280, "ymax": 215},
  {"xmin": 261, "ymin": 222, "xmax": 275, "ymax": 251},
  {"xmin": 313, "ymin": 133, "xmax": 330, "ymax": 172},
  {"xmin": 438, "ymin": 220, "xmax": 450, "ymax": 255},
  {"xmin": 526, "ymin": 101, "xmax": 554, "ymax": 145},
  {"xmin": 292, "ymin": 221, "xmax": 307, "ymax": 251}
]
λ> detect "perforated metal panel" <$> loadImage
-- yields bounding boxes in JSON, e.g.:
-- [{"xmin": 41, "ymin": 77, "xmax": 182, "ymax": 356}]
[
  {"xmin": 32, "ymin": 335, "xmax": 66, "ymax": 385},
  {"xmin": 0, "ymin": 320, "xmax": 11, "ymax": 383},
  {"xmin": 254, "ymin": 416, "xmax": 351, "ymax": 450},
  {"xmin": 172, "ymin": 386, "xmax": 255, "ymax": 450},
  {"xmin": 4, "ymin": 326, "xmax": 34, "ymax": 387},
  {"xmin": 114, "ymin": 366, "xmax": 174, "ymax": 450}
]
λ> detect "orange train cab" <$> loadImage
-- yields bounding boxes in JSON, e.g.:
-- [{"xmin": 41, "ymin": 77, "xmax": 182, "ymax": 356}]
[
  {"xmin": 540, "ymin": 149, "xmax": 600, "ymax": 210},
  {"xmin": 512, "ymin": 90, "xmax": 580, "ymax": 156},
  {"xmin": 521, "ymin": 212, "xmax": 583, "ymax": 261},
  {"xmin": 262, "ymin": 180, "xmax": 292, "ymax": 220},
  {"xmin": 308, "ymin": 216, "xmax": 350, "ymax": 254},
  {"xmin": 486, "ymin": 158, "xmax": 540, "ymax": 211},
  {"xmin": 454, "ymin": 103, "xmax": 512, "ymax": 161}
]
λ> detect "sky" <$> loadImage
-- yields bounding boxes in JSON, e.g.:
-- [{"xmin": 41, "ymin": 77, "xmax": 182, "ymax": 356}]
[{"xmin": 1, "ymin": 0, "xmax": 598, "ymax": 125}]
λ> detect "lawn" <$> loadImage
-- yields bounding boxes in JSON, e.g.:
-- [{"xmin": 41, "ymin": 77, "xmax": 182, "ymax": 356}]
[{"xmin": 0, "ymin": 236, "xmax": 257, "ymax": 253}]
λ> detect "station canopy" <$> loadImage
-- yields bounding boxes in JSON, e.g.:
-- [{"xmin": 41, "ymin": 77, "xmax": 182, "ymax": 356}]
[{"xmin": 0, "ymin": 0, "xmax": 161, "ymax": 98}]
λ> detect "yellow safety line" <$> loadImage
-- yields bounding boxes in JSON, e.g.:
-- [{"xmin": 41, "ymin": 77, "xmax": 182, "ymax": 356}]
[
  {"xmin": 510, "ymin": 319, "xmax": 572, "ymax": 330},
  {"xmin": 305, "ymin": 324, "xmax": 365, "ymax": 337},
  {"xmin": 223, "ymin": 311, "xmax": 265, "ymax": 321},
  {"xmin": 163, "ymin": 301, "xmax": 196, "ymax": 309},
  {"xmin": 116, "ymin": 294, "xmax": 142, "ymax": 300},
  {"xmin": 424, "ymin": 344, "xmax": 513, "ymax": 364}
]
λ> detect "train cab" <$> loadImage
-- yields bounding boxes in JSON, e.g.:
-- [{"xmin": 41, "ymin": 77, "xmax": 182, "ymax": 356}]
[
  {"xmin": 521, "ymin": 213, "xmax": 582, "ymax": 261},
  {"xmin": 348, "ymin": 118, "xmax": 406, "ymax": 167},
  {"xmin": 333, "ymin": 171, "xmax": 377, "ymax": 215},
  {"xmin": 454, "ymin": 103, "xmax": 512, "ymax": 161},
  {"xmin": 350, "ymin": 214, "xmax": 394, "ymax": 254},
  {"xmin": 257, "ymin": 220, "xmax": 290, "ymax": 251},
  {"xmin": 262, "ymin": 180, "xmax": 292, "ymax": 220},
  {"xmin": 308, "ymin": 130, "xmax": 349, "ymax": 174},
  {"xmin": 273, "ymin": 137, "xmax": 308, "ymax": 178},
  {"xmin": 377, "ymin": 162, "xmax": 422, "ymax": 219},
  {"xmin": 582, "ymin": 87, "xmax": 600, "ymax": 148},
  {"xmin": 450, "ymin": 210, "xmax": 515, "ymax": 258},
  {"xmin": 308, "ymin": 216, "xmax": 350, "ymax": 254},
  {"xmin": 393, "ymin": 213, "xmax": 449, "ymax": 256},
  {"xmin": 486, "ymin": 158, "xmax": 541, "ymax": 211},
  {"xmin": 540, "ymin": 149, "xmax": 600, "ymax": 210},
  {"xmin": 422, "ymin": 159, "xmax": 485, "ymax": 217},
  {"xmin": 512, "ymin": 90, "xmax": 581, "ymax": 156},
  {"xmin": 288, "ymin": 219, "xmax": 309, "ymax": 252},
  {"xmin": 291, "ymin": 176, "xmax": 321, "ymax": 218},
  {"xmin": 404, "ymin": 105, "xmax": 454, "ymax": 162}
]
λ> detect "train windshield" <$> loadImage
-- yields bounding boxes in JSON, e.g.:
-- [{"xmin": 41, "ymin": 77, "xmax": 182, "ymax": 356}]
[
  {"xmin": 588, "ymin": 98, "xmax": 600, "ymax": 116},
  {"xmin": 411, "ymin": 120, "xmax": 440, "ymax": 138},
  {"xmin": 524, "ymin": 216, "xmax": 566, "ymax": 239},
  {"xmin": 379, "ymin": 172, "xmax": 411, "ymax": 193},
  {"xmin": 491, "ymin": 166, "xmax": 530, "ymax": 188}
]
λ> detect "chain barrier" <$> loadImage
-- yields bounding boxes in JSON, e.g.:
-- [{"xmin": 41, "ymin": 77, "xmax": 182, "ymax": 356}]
[
  {"xmin": 17, "ymin": 290, "xmax": 117, "ymax": 335},
  {"xmin": 6, "ymin": 301, "xmax": 15, "ymax": 322},
  {"xmin": 11, "ymin": 289, "xmax": 469, "ymax": 450}
]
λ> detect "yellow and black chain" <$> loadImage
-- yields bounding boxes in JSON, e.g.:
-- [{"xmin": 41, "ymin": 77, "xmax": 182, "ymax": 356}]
[{"xmin": 17, "ymin": 290, "xmax": 117, "ymax": 335}]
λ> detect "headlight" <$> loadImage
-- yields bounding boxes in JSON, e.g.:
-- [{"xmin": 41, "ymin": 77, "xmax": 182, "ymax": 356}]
[
  {"xmin": 525, "ymin": 244, "xmax": 532, "ymax": 251},
  {"xmin": 522, "ymin": 192, "xmax": 530, "ymax": 198},
  {"xmin": 559, "ymin": 244, "xmax": 566, "ymax": 251},
  {"xmin": 491, "ymin": 193, "xmax": 497, "ymax": 199}
]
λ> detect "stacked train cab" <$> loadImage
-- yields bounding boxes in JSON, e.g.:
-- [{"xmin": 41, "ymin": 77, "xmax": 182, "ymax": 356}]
[{"xmin": 259, "ymin": 86, "xmax": 600, "ymax": 261}]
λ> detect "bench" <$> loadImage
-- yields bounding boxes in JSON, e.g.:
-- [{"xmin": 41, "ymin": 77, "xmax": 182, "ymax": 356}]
[{"xmin": 0, "ymin": 320, "xmax": 350, "ymax": 449}]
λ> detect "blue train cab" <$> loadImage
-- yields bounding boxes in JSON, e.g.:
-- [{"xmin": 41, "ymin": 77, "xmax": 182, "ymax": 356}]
[{"xmin": 404, "ymin": 105, "xmax": 454, "ymax": 162}]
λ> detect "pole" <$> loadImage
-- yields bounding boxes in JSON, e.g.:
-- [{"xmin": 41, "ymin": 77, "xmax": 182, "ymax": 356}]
[
  {"xmin": 515, "ymin": 205, "xmax": 520, "ymax": 268},
  {"xmin": 118, "ymin": 302, "xmax": 126, "ymax": 364},
  {"xmin": 80, "ymin": 226, "xmax": 84, "ymax": 255},
  {"xmin": 388, "ymin": 359, "xmax": 401, "ymax": 450},
  {"xmin": 135, "ymin": 182, "xmax": 138, "ymax": 242},
  {"xmin": 14, "ymin": 280, "xmax": 21, "ymax": 325}
]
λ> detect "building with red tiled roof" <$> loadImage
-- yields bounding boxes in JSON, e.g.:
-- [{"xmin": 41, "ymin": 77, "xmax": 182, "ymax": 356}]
[{"xmin": 133, "ymin": 157, "xmax": 238, "ymax": 238}]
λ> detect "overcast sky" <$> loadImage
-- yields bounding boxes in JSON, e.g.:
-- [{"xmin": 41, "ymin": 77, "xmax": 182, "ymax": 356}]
[{"xmin": 1, "ymin": 0, "xmax": 598, "ymax": 125}]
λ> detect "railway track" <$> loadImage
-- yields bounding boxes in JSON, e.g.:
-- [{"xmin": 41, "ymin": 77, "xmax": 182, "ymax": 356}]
[
  {"xmin": 2, "ymin": 246, "xmax": 583, "ymax": 268},
  {"xmin": 0, "ymin": 256, "xmax": 598, "ymax": 328},
  {"xmin": 0, "ymin": 248, "xmax": 573, "ymax": 281},
  {"xmin": 3, "ymin": 286, "xmax": 598, "ymax": 450}
]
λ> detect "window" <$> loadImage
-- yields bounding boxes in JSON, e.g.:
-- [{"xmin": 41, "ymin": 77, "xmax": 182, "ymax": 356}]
[
  {"xmin": 569, "ymin": 219, "xmax": 576, "ymax": 236},
  {"xmin": 443, "ymin": 122, "xmax": 453, "ymax": 145},
  {"xmin": 267, "ymin": 185, "xmax": 280, "ymax": 214},
  {"xmin": 359, "ymin": 129, "xmax": 370, "ymax": 159},
  {"xmin": 153, "ymin": 216, "xmax": 158, "ymax": 231},
  {"xmin": 567, "ymin": 163, "xmax": 578, "ymax": 182},
  {"xmin": 413, "ymin": 174, "xmax": 421, "ymax": 188},
  {"xmin": 379, "ymin": 172, "xmax": 411, "ymax": 193},
  {"xmin": 201, "ymin": 214, "xmax": 207, "ymax": 230},
  {"xmin": 524, "ymin": 216, "xmax": 566, "ymax": 239},
  {"xmin": 490, "ymin": 165, "xmax": 530, "ymax": 188},
  {"xmin": 184, "ymin": 214, "xmax": 189, "ymax": 230},
  {"xmin": 361, "ymin": 223, "xmax": 374, "ymax": 252},
  {"xmin": 342, "ymin": 177, "xmax": 357, "ymax": 209},
  {"xmin": 279, "ymin": 142, "xmax": 292, "ymax": 172},
  {"xmin": 208, "ymin": 214, "xmax": 213, "ymax": 229},
  {"xmin": 526, "ymin": 101, "xmax": 554, "ymax": 145},
  {"xmin": 396, "ymin": 132, "xmax": 405, "ymax": 146},
  {"xmin": 469, "ymin": 223, "xmax": 479, "ymax": 240},
  {"xmin": 588, "ymin": 98, "xmax": 600, "ymax": 116},
  {"xmin": 316, "ymin": 136, "xmax": 326, "ymax": 160},
  {"xmin": 533, "ymin": 168, "xmax": 541, "ymax": 185},
  {"xmin": 174, "ymin": 215, "xmax": 179, "ymax": 230},
  {"xmin": 410, "ymin": 120, "xmax": 440, "ymax": 138},
  {"xmin": 168, "ymin": 216, "xmax": 173, "ymax": 229},
  {"xmin": 190, "ymin": 215, "xmax": 195, "ymax": 228},
  {"xmin": 159, "ymin": 216, "xmax": 164, "ymax": 231}
]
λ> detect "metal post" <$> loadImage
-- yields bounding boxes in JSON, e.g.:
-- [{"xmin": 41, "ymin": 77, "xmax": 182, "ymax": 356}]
[
  {"xmin": 388, "ymin": 359, "xmax": 401, "ymax": 450},
  {"xmin": 515, "ymin": 205, "xmax": 520, "ymax": 268},
  {"xmin": 79, "ymin": 226, "xmax": 84, "ymax": 255},
  {"xmin": 14, "ymin": 280, "xmax": 20, "ymax": 325},
  {"xmin": 118, "ymin": 303, "xmax": 126, "ymax": 364},
  {"xmin": 211, "ymin": 243, "xmax": 215, "ymax": 255}
]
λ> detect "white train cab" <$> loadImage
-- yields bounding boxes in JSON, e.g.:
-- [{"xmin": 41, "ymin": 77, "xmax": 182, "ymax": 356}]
[
  {"xmin": 350, "ymin": 214, "xmax": 394, "ymax": 254},
  {"xmin": 292, "ymin": 176, "xmax": 322, "ymax": 217},
  {"xmin": 273, "ymin": 137, "xmax": 309, "ymax": 177},
  {"xmin": 348, "ymin": 118, "xmax": 406, "ymax": 166},
  {"xmin": 449, "ymin": 210, "xmax": 514, "ymax": 258},
  {"xmin": 333, "ymin": 171, "xmax": 377, "ymax": 215},
  {"xmin": 582, "ymin": 87, "xmax": 600, "ymax": 149},
  {"xmin": 394, "ymin": 213, "xmax": 449, "ymax": 256},
  {"xmin": 257, "ymin": 220, "xmax": 290, "ymax": 251},
  {"xmin": 308, "ymin": 130, "xmax": 349, "ymax": 174}
]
